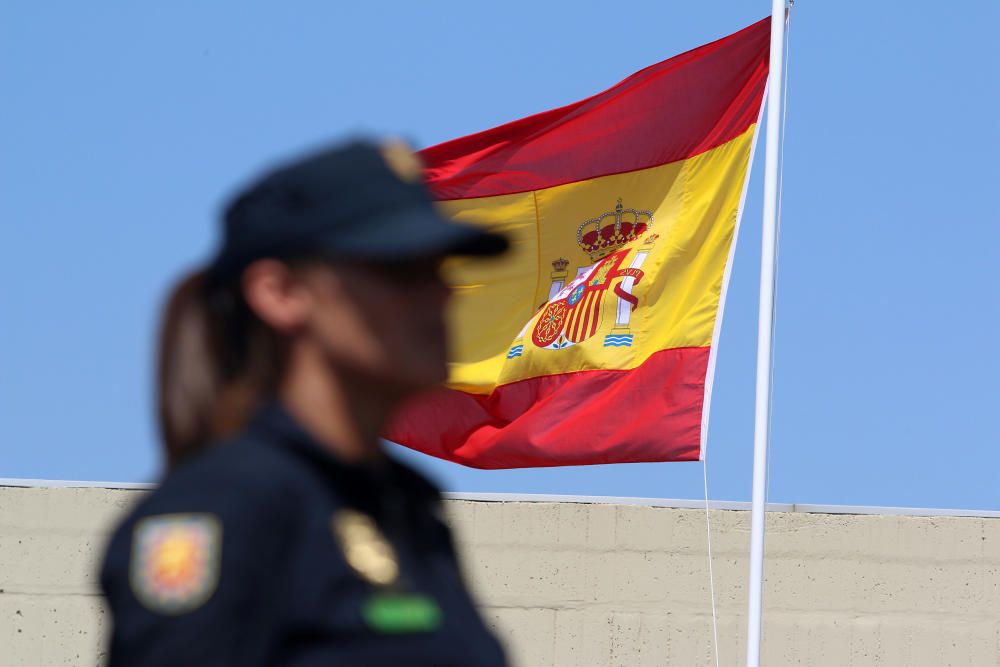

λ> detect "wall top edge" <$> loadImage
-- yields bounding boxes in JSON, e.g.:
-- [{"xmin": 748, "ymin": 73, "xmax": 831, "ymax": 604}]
[{"xmin": 2, "ymin": 479, "xmax": 997, "ymax": 518}]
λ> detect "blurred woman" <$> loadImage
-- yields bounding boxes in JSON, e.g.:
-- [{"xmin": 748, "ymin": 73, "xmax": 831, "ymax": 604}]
[{"xmin": 100, "ymin": 139, "xmax": 509, "ymax": 666}]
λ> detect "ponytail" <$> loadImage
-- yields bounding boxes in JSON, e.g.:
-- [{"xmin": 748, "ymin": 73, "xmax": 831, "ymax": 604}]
[{"xmin": 156, "ymin": 270, "xmax": 286, "ymax": 468}]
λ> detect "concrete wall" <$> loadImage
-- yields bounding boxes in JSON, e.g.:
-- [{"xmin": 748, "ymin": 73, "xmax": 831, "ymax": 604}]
[{"xmin": 2, "ymin": 485, "xmax": 998, "ymax": 666}]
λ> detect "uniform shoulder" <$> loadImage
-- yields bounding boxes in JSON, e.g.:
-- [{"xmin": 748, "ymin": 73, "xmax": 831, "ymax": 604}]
[
  {"xmin": 104, "ymin": 434, "xmax": 315, "ymax": 564},
  {"xmin": 100, "ymin": 433, "xmax": 311, "ymax": 596},
  {"xmin": 388, "ymin": 456, "xmax": 443, "ymax": 502},
  {"xmin": 135, "ymin": 434, "xmax": 307, "ymax": 520},
  {"xmin": 98, "ymin": 434, "xmax": 319, "ymax": 664}
]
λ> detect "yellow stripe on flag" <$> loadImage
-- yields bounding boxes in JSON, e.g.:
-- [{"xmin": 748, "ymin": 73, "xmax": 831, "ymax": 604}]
[{"xmin": 441, "ymin": 126, "xmax": 755, "ymax": 394}]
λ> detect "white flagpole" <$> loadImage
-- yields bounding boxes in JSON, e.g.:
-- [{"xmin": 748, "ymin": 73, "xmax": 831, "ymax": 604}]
[{"xmin": 745, "ymin": 1, "xmax": 787, "ymax": 666}]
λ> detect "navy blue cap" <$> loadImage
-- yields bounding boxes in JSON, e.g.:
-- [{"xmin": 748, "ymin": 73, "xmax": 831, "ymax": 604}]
[{"xmin": 208, "ymin": 139, "xmax": 508, "ymax": 284}]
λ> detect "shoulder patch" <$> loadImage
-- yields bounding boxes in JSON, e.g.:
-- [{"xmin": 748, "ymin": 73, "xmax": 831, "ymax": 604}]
[{"xmin": 129, "ymin": 513, "xmax": 222, "ymax": 614}]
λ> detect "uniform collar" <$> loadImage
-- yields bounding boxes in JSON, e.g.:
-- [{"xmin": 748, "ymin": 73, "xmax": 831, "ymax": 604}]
[{"xmin": 246, "ymin": 400, "xmax": 441, "ymax": 506}]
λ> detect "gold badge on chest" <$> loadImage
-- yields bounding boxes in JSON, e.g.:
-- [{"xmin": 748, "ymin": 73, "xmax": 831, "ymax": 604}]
[{"xmin": 331, "ymin": 509, "xmax": 400, "ymax": 586}]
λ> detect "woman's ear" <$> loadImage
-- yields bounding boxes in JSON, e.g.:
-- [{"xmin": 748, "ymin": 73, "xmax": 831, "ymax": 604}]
[{"xmin": 241, "ymin": 259, "xmax": 311, "ymax": 333}]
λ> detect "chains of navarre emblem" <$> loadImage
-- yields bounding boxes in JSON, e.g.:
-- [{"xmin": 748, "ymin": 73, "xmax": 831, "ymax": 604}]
[
  {"xmin": 506, "ymin": 198, "xmax": 659, "ymax": 359},
  {"xmin": 130, "ymin": 513, "xmax": 222, "ymax": 615}
]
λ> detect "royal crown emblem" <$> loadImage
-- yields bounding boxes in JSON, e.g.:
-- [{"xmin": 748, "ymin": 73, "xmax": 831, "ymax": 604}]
[{"xmin": 577, "ymin": 198, "xmax": 654, "ymax": 261}]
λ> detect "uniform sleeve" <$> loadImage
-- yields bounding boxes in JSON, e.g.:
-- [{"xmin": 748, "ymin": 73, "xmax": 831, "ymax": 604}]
[{"xmin": 100, "ymin": 476, "xmax": 297, "ymax": 667}]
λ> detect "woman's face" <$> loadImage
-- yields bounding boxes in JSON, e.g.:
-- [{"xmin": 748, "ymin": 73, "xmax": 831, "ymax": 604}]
[{"xmin": 297, "ymin": 258, "xmax": 452, "ymax": 392}]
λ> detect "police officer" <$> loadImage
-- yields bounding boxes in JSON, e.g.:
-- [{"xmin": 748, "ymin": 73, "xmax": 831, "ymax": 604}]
[{"xmin": 99, "ymin": 139, "xmax": 510, "ymax": 666}]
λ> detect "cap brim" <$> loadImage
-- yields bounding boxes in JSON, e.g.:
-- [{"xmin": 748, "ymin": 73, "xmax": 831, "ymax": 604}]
[{"xmin": 328, "ymin": 206, "xmax": 509, "ymax": 261}]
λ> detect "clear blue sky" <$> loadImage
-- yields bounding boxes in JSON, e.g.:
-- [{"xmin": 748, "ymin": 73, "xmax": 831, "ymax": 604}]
[{"xmin": 2, "ymin": 2, "xmax": 998, "ymax": 509}]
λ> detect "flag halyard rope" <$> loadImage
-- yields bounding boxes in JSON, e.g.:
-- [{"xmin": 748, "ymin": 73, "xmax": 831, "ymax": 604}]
[{"xmin": 703, "ymin": 459, "xmax": 722, "ymax": 667}]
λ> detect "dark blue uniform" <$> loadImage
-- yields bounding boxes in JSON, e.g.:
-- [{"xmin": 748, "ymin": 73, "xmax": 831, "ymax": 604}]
[{"xmin": 101, "ymin": 402, "xmax": 508, "ymax": 666}]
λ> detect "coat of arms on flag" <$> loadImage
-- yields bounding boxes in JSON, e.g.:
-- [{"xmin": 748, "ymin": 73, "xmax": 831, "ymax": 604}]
[
  {"xmin": 524, "ymin": 198, "xmax": 653, "ymax": 353},
  {"xmin": 387, "ymin": 18, "xmax": 771, "ymax": 469}
]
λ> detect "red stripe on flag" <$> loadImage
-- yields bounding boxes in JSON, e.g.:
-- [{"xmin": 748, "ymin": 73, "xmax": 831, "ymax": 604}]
[
  {"xmin": 386, "ymin": 346, "xmax": 709, "ymax": 468},
  {"xmin": 421, "ymin": 18, "xmax": 769, "ymax": 200}
]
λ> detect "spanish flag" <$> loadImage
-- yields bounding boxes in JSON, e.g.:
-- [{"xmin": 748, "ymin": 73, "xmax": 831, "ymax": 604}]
[{"xmin": 389, "ymin": 19, "xmax": 770, "ymax": 468}]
